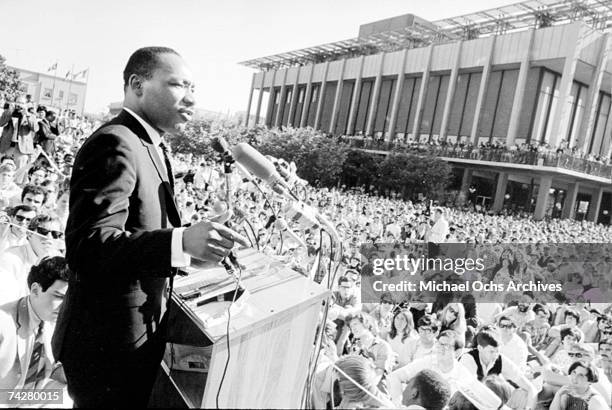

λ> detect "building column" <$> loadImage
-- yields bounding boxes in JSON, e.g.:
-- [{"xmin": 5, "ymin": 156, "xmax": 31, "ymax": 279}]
[
  {"xmin": 287, "ymin": 67, "xmax": 301, "ymax": 128},
  {"xmin": 274, "ymin": 69, "xmax": 288, "ymax": 128},
  {"xmin": 562, "ymin": 181, "xmax": 580, "ymax": 219},
  {"xmin": 587, "ymin": 187, "xmax": 604, "ymax": 222},
  {"xmin": 329, "ymin": 59, "xmax": 347, "ymax": 134},
  {"xmin": 245, "ymin": 73, "xmax": 256, "ymax": 127},
  {"xmin": 492, "ymin": 172, "xmax": 509, "ymax": 212},
  {"xmin": 411, "ymin": 45, "xmax": 435, "ymax": 141},
  {"xmin": 471, "ymin": 36, "xmax": 496, "ymax": 144},
  {"xmin": 300, "ymin": 65, "xmax": 315, "ymax": 128},
  {"xmin": 506, "ymin": 29, "xmax": 536, "ymax": 147},
  {"xmin": 265, "ymin": 70, "xmax": 277, "ymax": 127},
  {"xmin": 254, "ymin": 72, "xmax": 266, "ymax": 126},
  {"xmin": 576, "ymin": 34, "xmax": 611, "ymax": 150},
  {"xmin": 387, "ymin": 49, "xmax": 408, "ymax": 141},
  {"xmin": 547, "ymin": 23, "xmax": 584, "ymax": 148},
  {"xmin": 347, "ymin": 56, "xmax": 365, "ymax": 135},
  {"xmin": 534, "ymin": 175, "xmax": 553, "ymax": 220},
  {"xmin": 314, "ymin": 62, "xmax": 330, "ymax": 130},
  {"xmin": 439, "ymin": 41, "xmax": 463, "ymax": 141},
  {"xmin": 366, "ymin": 53, "xmax": 385, "ymax": 137},
  {"xmin": 460, "ymin": 168, "xmax": 473, "ymax": 195}
]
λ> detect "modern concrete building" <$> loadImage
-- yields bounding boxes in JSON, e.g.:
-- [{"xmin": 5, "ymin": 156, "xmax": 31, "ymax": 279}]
[
  {"xmin": 240, "ymin": 0, "xmax": 612, "ymax": 222},
  {"xmin": 9, "ymin": 66, "xmax": 87, "ymax": 115}
]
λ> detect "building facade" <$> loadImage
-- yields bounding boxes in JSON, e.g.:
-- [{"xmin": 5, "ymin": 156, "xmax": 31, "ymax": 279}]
[
  {"xmin": 241, "ymin": 0, "xmax": 612, "ymax": 222},
  {"xmin": 10, "ymin": 66, "xmax": 87, "ymax": 115}
]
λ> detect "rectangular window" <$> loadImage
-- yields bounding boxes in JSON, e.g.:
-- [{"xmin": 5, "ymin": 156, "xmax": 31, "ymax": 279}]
[{"xmin": 42, "ymin": 88, "xmax": 53, "ymax": 100}]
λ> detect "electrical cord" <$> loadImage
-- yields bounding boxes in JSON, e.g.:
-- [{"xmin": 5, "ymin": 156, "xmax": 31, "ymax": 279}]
[{"xmin": 215, "ymin": 262, "xmax": 243, "ymax": 409}]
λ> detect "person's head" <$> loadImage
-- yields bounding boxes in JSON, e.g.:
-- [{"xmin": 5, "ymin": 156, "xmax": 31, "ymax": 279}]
[
  {"xmin": 561, "ymin": 326, "xmax": 582, "ymax": 350},
  {"xmin": 9, "ymin": 204, "xmax": 36, "ymax": 236},
  {"xmin": 379, "ymin": 292, "xmax": 394, "ymax": 313},
  {"xmin": 28, "ymin": 166, "xmax": 47, "ymax": 186},
  {"xmin": 36, "ymin": 105, "xmax": 46, "ymax": 119},
  {"xmin": 56, "ymin": 189, "xmax": 69, "ymax": 212},
  {"xmin": 435, "ymin": 330, "xmax": 464, "ymax": 362},
  {"xmin": 417, "ymin": 315, "xmax": 439, "ymax": 344},
  {"xmin": 402, "ymin": 369, "xmax": 451, "ymax": 410},
  {"xmin": 568, "ymin": 361, "xmax": 599, "ymax": 391},
  {"xmin": 448, "ymin": 392, "xmax": 477, "ymax": 410},
  {"xmin": 598, "ymin": 339, "xmax": 612, "ymax": 365},
  {"xmin": 0, "ymin": 162, "xmax": 15, "ymax": 185},
  {"xmin": 41, "ymin": 180, "xmax": 58, "ymax": 206},
  {"xmin": 497, "ymin": 315, "xmax": 518, "ymax": 340},
  {"xmin": 442, "ymin": 302, "xmax": 464, "ymax": 325},
  {"xmin": 347, "ymin": 312, "xmax": 377, "ymax": 339},
  {"xmin": 28, "ymin": 214, "xmax": 62, "ymax": 257},
  {"xmin": 46, "ymin": 110, "xmax": 56, "ymax": 122},
  {"xmin": 475, "ymin": 327, "xmax": 502, "ymax": 366},
  {"xmin": 0, "ymin": 155, "xmax": 16, "ymax": 168},
  {"xmin": 533, "ymin": 304, "xmax": 550, "ymax": 324},
  {"xmin": 27, "ymin": 256, "xmax": 69, "ymax": 322},
  {"xmin": 390, "ymin": 309, "xmax": 414, "ymax": 340},
  {"xmin": 123, "ymin": 47, "xmax": 195, "ymax": 135},
  {"xmin": 21, "ymin": 184, "xmax": 47, "ymax": 211},
  {"xmin": 567, "ymin": 343, "xmax": 595, "ymax": 364},
  {"xmin": 482, "ymin": 375, "xmax": 513, "ymax": 406},
  {"xmin": 564, "ymin": 308, "xmax": 581, "ymax": 327},
  {"xmin": 337, "ymin": 276, "xmax": 355, "ymax": 299},
  {"xmin": 334, "ymin": 355, "xmax": 379, "ymax": 405}
]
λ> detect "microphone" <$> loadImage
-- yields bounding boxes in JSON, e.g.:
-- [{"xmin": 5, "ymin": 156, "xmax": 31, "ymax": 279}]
[
  {"xmin": 211, "ymin": 136, "xmax": 232, "ymax": 159},
  {"xmin": 231, "ymin": 143, "xmax": 298, "ymax": 200}
]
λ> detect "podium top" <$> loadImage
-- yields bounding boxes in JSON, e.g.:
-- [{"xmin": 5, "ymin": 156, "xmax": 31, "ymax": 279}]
[{"xmin": 172, "ymin": 248, "xmax": 330, "ymax": 342}]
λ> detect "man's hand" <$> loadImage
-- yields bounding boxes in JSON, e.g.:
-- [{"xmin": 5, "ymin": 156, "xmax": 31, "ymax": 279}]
[{"xmin": 182, "ymin": 221, "xmax": 249, "ymax": 263}]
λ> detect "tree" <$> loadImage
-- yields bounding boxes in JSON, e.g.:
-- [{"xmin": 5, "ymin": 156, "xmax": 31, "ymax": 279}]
[
  {"xmin": 0, "ymin": 55, "xmax": 23, "ymax": 102},
  {"xmin": 341, "ymin": 150, "xmax": 380, "ymax": 188},
  {"xmin": 377, "ymin": 152, "xmax": 452, "ymax": 200}
]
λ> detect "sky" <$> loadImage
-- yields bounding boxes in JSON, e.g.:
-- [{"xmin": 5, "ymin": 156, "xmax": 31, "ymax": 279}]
[{"xmin": 0, "ymin": 0, "xmax": 519, "ymax": 115}]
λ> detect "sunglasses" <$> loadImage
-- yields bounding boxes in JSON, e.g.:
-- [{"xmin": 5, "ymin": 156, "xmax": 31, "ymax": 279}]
[
  {"xmin": 567, "ymin": 352, "xmax": 584, "ymax": 358},
  {"xmin": 499, "ymin": 323, "xmax": 515, "ymax": 329},
  {"xmin": 36, "ymin": 226, "xmax": 64, "ymax": 239},
  {"xmin": 14, "ymin": 215, "xmax": 32, "ymax": 223}
]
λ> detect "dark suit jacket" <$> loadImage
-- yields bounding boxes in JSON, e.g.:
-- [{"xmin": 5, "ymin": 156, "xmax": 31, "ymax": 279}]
[
  {"xmin": 52, "ymin": 109, "xmax": 181, "ymax": 360},
  {"xmin": 35, "ymin": 119, "xmax": 58, "ymax": 155}
]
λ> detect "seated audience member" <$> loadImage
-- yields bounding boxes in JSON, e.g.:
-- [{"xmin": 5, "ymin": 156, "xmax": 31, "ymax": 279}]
[
  {"xmin": 0, "ymin": 205, "xmax": 35, "ymax": 254},
  {"xmin": 550, "ymin": 361, "xmax": 608, "ymax": 410},
  {"xmin": 438, "ymin": 302, "xmax": 467, "ymax": 344},
  {"xmin": 0, "ymin": 214, "xmax": 63, "ymax": 304},
  {"xmin": 19, "ymin": 185, "xmax": 47, "ymax": 213},
  {"xmin": 369, "ymin": 293, "xmax": 395, "ymax": 340},
  {"xmin": 401, "ymin": 369, "xmax": 451, "ymax": 410},
  {"xmin": 0, "ymin": 162, "xmax": 20, "ymax": 208},
  {"xmin": 498, "ymin": 315, "xmax": 528, "ymax": 370},
  {"xmin": 597, "ymin": 339, "xmax": 612, "ymax": 383},
  {"xmin": 331, "ymin": 276, "xmax": 361, "ymax": 347},
  {"xmin": 404, "ymin": 315, "xmax": 439, "ymax": 363},
  {"xmin": 459, "ymin": 326, "xmax": 538, "ymax": 408},
  {"xmin": 346, "ymin": 312, "xmax": 394, "ymax": 392},
  {"xmin": 386, "ymin": 309, "xmax": 418, "ymax": 368},
  {"xmin": 549, "ymin": 327, "xmax": 583, "ymax": 369},
  {"xmin": 27, "ymin": 166, "xmax": 47, "ymax": 187},
  {"xmin": 0, "ymin": 257, "xmax": 69, "ymax": 393},
  {"xmin": 334, "ymin": 355, "xmax": 393, "ymax": 408},
  {"xmin": 524, "ymin": 304, "xmax": 551, "ymax": 350},
  {"xmin": 495, "ymin": 301, "xmax": 535, "ymax": 330}
]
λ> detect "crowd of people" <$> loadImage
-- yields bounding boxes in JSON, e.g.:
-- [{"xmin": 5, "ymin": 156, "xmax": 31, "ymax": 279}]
[{"xmin": 1, "ymin": 92, "xmax": 612, "ymax": 408}]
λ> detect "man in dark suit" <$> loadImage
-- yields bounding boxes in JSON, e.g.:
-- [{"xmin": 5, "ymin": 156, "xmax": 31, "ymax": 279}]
[
  {"xmin": 52, "ymin": 47, "xmax": 248, "ymax": 407},
  {"xmin": 35, "ymin": 106, "xmax": 59, "ymax": 156}
]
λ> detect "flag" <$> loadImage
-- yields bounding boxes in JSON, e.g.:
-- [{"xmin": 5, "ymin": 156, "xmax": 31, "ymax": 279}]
[
  {"xmin": 65, "ymin": 71, "xmax": 71, "ymax": 79},
  {"xmin": 47, "ymin": 62, "xmax": 57, "ymax": 72},
  {"xmin": 74, "ymin": 69, "xmax": 89, "ymax": 80}
]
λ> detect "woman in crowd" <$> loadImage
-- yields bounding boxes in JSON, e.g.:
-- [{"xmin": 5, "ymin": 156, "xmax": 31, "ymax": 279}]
[
  {"xmin": 550, "ymin": 361, "xmax": 608, "ymax": 410},
  {"xmin": 387, "ymin": 309, "xmax": 418, "ymax": 368}
]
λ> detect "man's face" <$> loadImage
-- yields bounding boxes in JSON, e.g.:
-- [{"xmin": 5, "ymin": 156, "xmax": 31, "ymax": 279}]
[
  {"xmin": 478, "ymin": 344, "xmax": 499, "ymax": 366},
  {"xmin": 338, "ymin": 282, "xmax": 353, "ymax": 298},
  {"xmin": 435, "ymin": 335, "xmax": 455, "ymax": 361},
  {"xmin": 0, "ymin": 170, "xmax": 14, "ymax": 185},
  {"xmin": 23, "ymin": 193, "xmax": 45, "ymax": 211},
  {"xmin": 31, "ymin": 279, "xmax": 67, "ymax": 322},
  {"xmin": 29, "ymin": 220, "xmax": 62, "ymax": 256},
  {"xmin": 29, "ymin": 169, "xmax": 46, "ymax": 185},
  {"xmin": 10, "ymin": 209, "xmax": 35, "ymax": 237},
  {"xmin": 498, "ymin": 320, "xmax": 516, "ymax": 339},
  {"xmin": 139, "ymin": 53, "xmax": 195, "ymax": 135}
]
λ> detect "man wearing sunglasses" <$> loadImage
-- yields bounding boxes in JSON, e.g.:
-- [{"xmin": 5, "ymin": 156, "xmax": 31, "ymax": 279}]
[
  {"xmin": 0, "ymin": 214, "xmax": 62, "ymax": 305},
  {"xmin": 0, "ymin": 205, "xmax": 36, "ymax": 254},
  {"xmin": 498, "ymin": 316, "xmax": 528, "ymax": 371}
]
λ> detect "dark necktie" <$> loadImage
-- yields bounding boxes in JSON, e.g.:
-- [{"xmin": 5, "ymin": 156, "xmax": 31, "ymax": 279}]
[
  {"xmin": 159, "ymin": 142, "xmax": 175, "ymax": 189},
  {"xmin": 23, "ymin": 323, "xmax": 46, "ymax": 388}
]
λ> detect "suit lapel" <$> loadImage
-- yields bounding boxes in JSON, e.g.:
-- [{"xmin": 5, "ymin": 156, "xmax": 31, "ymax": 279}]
[{"xmin": 115, "ymin": 110, "xmax": 182, "ymax": 227}]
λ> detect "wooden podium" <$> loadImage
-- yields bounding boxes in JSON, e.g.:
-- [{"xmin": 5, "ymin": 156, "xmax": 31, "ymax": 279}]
[{"xmin": 150, "ymin": 248, "xmax": 330, "ymax": 409}]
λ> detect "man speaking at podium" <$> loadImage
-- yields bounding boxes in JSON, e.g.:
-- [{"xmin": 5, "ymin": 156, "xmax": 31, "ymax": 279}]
[{"xmin": 52, "ymin": 47, "xmax": 247, "ymax": 407}]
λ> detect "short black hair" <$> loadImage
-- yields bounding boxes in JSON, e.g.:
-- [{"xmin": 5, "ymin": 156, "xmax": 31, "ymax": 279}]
[
  {"xmin": 404, "ymin": 369, "xmax": 451, "ymax": 410},
  {"xmin": 475, "ymin": 327, "xmax": 501, "ymax": 348},
  {"xmin": 8, "ymin": 204, "xmax": 35, "ymax": 216},
  {"xmin": 417, "ymin": 315, "xmax": 438, "ymax": 332},
  {"xmin": 568, "ymin": 361, "xmax": 599, "ymax": 383},
  {"xmin": 28, "ymin": 214, "xmax": 59, "ymax": 231},
  {"xmin": 21, "ymin": 184, "xmax": 47, "ymax": 203},
  {"xmin": 560, "ymin": 326, "xmax": 581, "ymax": 341},
  {"xmin": 437, "ymin": 330, "xmax": 464, "ymax": 351},
  {"xmin": 123, "ymin": 46, "xmax": 180, "ymax": 89},
  {"xmin": 27, "ymin": 256, "xmax": 70, "ymax": 291}
]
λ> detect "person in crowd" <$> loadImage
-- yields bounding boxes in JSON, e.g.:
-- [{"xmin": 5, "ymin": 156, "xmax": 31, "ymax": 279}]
[
  {"xmin": 0, "ymin": 97, "xmax": 37, "ymax": 168},
  {"xmin": 401, "ymin": 369, "xmax": 452, "ymax": 410},
  {"xmin": 333, "ymin": 355, "xmax": 394, "ymax": 409},
  {"xmin": 331, "ymin": 276, "xmax": 361, "ymax": 353},
  {"xmin": 368, "ymin": 292, "xmax": 395, "ymax": 340},
  {"xmin": 0, "ymin": 214, "xmax": 63, "ymax": 304},
  {"xmin": 20, "ymin": 184, "xmax": 47, "ymax": 213},
  {"xmin": 459, "ymin": 326, "xmax": 538, "ymax": 408},
  {"xmin": 498, "ymin": 315, "xmax": 529, "ymax": 370},
  {"xmin": 427, "ymin": 208, "xmax": 449, "ymax": 244},
  {"xmin": 0, "ymin": 162, "xmax": 20, "ymax": 208},
  {"xmin": 404, "ymin": 314, "xmax": 439, "ymax": 363},
  {"xmin": 35, "ymin": 106, "xmax": 59, "ymax": 156},
  {"xmin": 0, "ymin": 256, "xmax": 69, "ymax": 393},
  {"xmin": 524, "ymin": 304, "xmax": 552, "ymax": 350},
  {"xmin": 438, "ymin": 302, "xmax": 467, "ymax": 344},
  {"xmin": 0, "ymin": 204, "xmax": 36, "ymax": 254},
  {"xmin": 550, "ymin": 361, "xmax": 608, "ymax": 410},
  {"xmin": 387, "ymin": 309, "xmax": 418, "ymax": 368}
]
